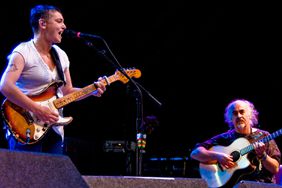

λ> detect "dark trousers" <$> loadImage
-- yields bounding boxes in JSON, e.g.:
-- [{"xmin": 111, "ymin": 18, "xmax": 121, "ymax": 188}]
[{"xmin": 7, "ymin": 129, "xmax": 65, "ymax": 155}]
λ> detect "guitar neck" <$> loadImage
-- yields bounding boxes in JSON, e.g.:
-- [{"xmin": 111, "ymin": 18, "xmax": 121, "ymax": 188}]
[
  {"xmin": 241, "ymin": 128, "xmax": 282, "ymax": 155},
  {"xmin": 53, "ymin": 75, "xmax": 116, "ymax": 109}
]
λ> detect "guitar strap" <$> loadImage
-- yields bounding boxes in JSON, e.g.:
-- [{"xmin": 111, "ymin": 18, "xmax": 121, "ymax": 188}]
[{"xmin": 50, "ymin": 47, "xmax": 66, "ymax": 85}]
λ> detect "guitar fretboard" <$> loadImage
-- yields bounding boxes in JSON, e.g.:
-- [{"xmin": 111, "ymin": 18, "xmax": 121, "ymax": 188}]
[
  {"xmin": 240, "ymin": 128, "xmax": 282, "ymax": 156},
  {"xmin": 54, "ymin": 84, "xmax": 97, "ymax": 109},
  {"xmin": 53, "ymin": 75, "xmax": 117, "ymax": 109},
  {"xmin": 52, "ymin": 68, "xmax": 140, "ymax": 109}
]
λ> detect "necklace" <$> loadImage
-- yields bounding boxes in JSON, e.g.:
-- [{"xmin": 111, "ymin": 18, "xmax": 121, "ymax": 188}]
[{"xmin": 33, "ymin": 40, "xmax": 51, "ymax": 59}]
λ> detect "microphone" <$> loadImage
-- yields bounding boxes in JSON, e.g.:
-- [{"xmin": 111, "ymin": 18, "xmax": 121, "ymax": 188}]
[{"xmin": 63, "ymin": 29, "xmax": 102, "ymax": 40}]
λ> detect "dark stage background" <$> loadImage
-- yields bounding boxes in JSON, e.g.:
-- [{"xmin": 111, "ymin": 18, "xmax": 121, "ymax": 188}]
[{"xmin": 0, "ymin": 1, "xmax": 281, "ymax": 177}]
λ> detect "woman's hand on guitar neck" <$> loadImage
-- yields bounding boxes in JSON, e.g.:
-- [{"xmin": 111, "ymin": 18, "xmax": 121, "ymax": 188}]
[{"xmin": 92, "ymin": 77, "xmax": 106, "ymax": 97}]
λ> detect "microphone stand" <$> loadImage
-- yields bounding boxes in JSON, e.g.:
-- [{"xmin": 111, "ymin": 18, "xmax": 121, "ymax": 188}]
[{"xmin": 83, "ymin": 39, "xmax": 162, "ymax": 176}]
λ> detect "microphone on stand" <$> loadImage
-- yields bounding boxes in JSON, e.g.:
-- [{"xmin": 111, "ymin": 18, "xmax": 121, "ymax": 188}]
[{"xmin": 63, "ymin": 29, "xmax": 102, "ymax": 40}]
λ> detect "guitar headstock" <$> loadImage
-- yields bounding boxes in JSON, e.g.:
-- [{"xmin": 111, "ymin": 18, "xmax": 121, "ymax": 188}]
[{"xmin": 115, "ymin": 68, "xmax": 141, "ymax": 84}]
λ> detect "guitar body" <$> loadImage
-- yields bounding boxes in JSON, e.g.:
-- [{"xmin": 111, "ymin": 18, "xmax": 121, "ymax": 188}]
[
  {"xmin": 1, "ymin": 81, "xmax": 73, "ymax": 145},
  {"xmin": 199, "ymin": 137, "xmax": 255, "ymax": 188}
]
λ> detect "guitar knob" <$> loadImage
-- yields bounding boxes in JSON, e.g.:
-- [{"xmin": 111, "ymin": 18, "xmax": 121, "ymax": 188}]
[{"xmin": 26, "ymin": 129, "xmax": 30, "ymax": 137}]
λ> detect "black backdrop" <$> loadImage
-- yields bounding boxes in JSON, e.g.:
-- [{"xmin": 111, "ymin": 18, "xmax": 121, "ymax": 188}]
[{"xmin": 0, "ymin": 1, "xmax": 281, "ymax": 177}]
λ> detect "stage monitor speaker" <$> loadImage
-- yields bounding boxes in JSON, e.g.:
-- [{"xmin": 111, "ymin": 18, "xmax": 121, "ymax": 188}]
[
  {"xmin": 0, "ymin": 148, "xmax": 89, "ymax": 188},
  {"xmin": 82, "ymin": 176, "xmax": 208, "ymax": 188},
  {"xmin": 234, "ymin": 180, "xmax": 282, "ymax": 188}
]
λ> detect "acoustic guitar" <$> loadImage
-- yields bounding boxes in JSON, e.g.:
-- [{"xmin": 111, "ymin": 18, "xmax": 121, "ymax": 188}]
[{"xmin": 199, "ymin": 128, "xmax": 282, "ymax": 188}]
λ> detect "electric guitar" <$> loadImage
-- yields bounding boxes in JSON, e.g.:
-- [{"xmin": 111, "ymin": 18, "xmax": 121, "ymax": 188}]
[
  {"xmin": 199, "ymin": 128, "xmax": 282, "ymax": 188},
  {"xmin": 1, "ymin": 68, "xmax": 141, "ymax": 145}
]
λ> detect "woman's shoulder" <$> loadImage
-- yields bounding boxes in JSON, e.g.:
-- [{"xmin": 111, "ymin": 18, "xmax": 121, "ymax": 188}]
[
  {"xmin": 10, "ymin": 40, "xmax": 34, "ymax": 59},
  {"xmin": 13, "ymin": 40, "xmax": 33, "ymax": 51}
]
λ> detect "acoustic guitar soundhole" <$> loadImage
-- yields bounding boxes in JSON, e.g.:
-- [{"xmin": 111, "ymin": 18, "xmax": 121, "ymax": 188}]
[{"xmin": 230, "ymin": 151, "xmax": 240, "ymax": 162}]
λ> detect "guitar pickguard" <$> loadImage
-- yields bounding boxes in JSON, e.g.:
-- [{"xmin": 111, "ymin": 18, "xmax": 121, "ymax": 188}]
[{"xmin": 29, "ymin": 96, "xmax": 73, "ymax": 141}]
